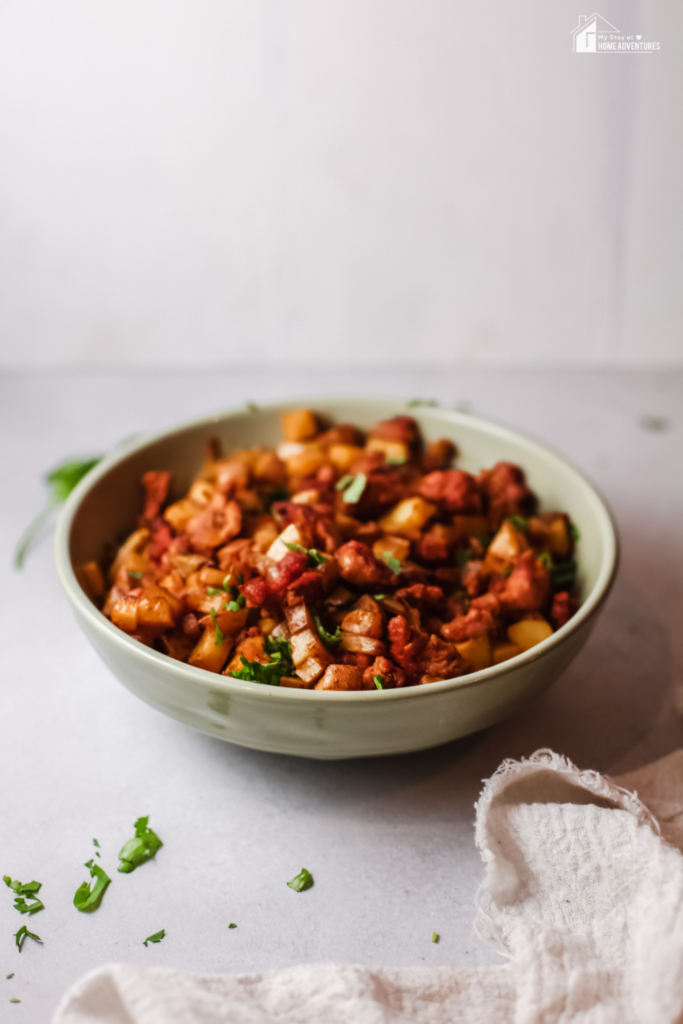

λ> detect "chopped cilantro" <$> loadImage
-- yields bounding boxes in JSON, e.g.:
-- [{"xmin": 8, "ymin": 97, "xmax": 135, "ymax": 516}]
[
  {"xmin": 640, "ymin": 415, "xmax": 669, "ymax": 433},
  {"xmin": 128, "ymin": 570, "xmax": 144, "ymax": 580},
  {"xmin": 373, "ymin": 594, "xmax": 386, "ymax": 601},
  {"xmin": 269, "ymin": 486, "xmax": 290, "ymax": 509},
  {"xmin": 571, "ymin": 523, "xmax": 581, "ymax": 542},
  {"xmin": 374, "ymin": 675, "xmax": 384, "ymax": 690},
  {"xmin": 383, "ymin": 552, "xmax": 402, "ymax": 576},
  {"xmin": 284, "ymin": 542, "xmax": 330, "ymax": 566},
  {"xmin": 206, "ymin": 587, "xmax": 224, "ymax": 596},
  {"xmin": 15, "ymin": 456, "xmax": 102, "ymax": 569},
  {"xmin": 14, "ymin": 925, "xmax": 41, "ymax": 952},
  {"xmin": 229, "ymin": 923, "xmax": 237, "ymax": 929},
  {"xmin": 143, "ymin": 929, "xmax": 166, "ymax": 946},
  {"xmin": 210, "ymin": 610, "xmax": 226, "ymax": 646},
  {"xmin": 406, "ymin": 399, "xmax": 438, "ymax": 407},
  {"xmin": 432, "ymin": 932, "xmax": 439, "ymax": 943},
  {"xmin": 118, "ymin": 817, "xmax": 163, "ymax": 874},
  {"xmin": 74, "ymin": 860, "xmax": 111, "ymax": 912},
  {"xmin": 13, "ymin": 897, "xmax": 44, "ymax": 916},
  {"xmin": 93, "ymin": 839, "xmax": 100, "ymax": 848},
  {"xmin": 336, "ymin": 473, "xmax": 367, "ymax": 504},
  {"xmin": 385, "ymin": 454, "xmax": 407, "ymax": 465},
  {"xmin": 455, "ymin": 547, "xmax": 472, "ymax": 568},
  {"xmin": 287, "ymin": 868, "xmax": 313, "ymax": 892},
  {"xmin": 314, "ymin": 615, "xmax": 342, "ymax": 647},
  {"xmin": 245, "ymin": 402, "xmax": 259, "ymax": 413},
  {"xmin": 4, "ymin": 878, "xmax": 42, "ymax": 896},
  {"xmin": 549, "ymin": 557, "xmax": 577, "ymax": 590},
  {"xmin": 507, "ymin": 516, "xmax": 530, "ymax": 532},
  {"xmin": 237, "ymin": 572, "xmax": 244, "ymax": 585},
  {"xmin": 7, "ymin": 974, "xmax": 14, "ymax": 979},
  {"xmin": 225, "ymin": 598, "xmax": 246, "ymax": 612},
  {"xmin": 229, "ymin": 635, "xmax": 296, "ymax": 686},
  {"xmin": 537, "ymin": 552, "xmax": 553, "ymax": 569},
  {"xmin": 503, "ymin": 565, "xmax": 513, "ymax": 578},
  {"xmin": 10, "ymin": 998, "xmax": 21, "ymax": 1002}
]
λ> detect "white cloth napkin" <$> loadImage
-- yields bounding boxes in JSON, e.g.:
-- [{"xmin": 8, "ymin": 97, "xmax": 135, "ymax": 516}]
[{"xmin": 53, "ymin": 748, "xmax": 683, "ymax": 1024}]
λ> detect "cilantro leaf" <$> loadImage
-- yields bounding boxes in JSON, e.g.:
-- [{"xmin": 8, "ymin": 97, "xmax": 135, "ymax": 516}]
[
  {"xmin": 13, "ymin": 897, "xmax": 44, "ymax": 916},
  {"xmin": 10, "ymin": 998, "xmax": 21, "ymax": 1002},
  {"xmin": 314, "ymin": 615, "xmax": 342, "ymax": 648},
  {"xmin": 373, "ymin": 594, "xmax": 386, "ymax": 601},
  {"xmin": 549, "ymin": 557, "xmax": 577, "ymax": 590},
  {"xmin": 336, "ymin": 473, "xmax": 366, "ymax": 504},
  {"xmin": 383, "ymin": 552, "xmax": 402, "ymax": 576},
  {"xmin": 7, "ymin": 973, "xmax": 15, "ymax": 979},
  {"xmin": 503, "ymin": 565, "xmax": 513, "ymax": 578},
  {"xmin": 406, "ymin": 399, "xmax": 438, "ymax": 408},
  {"xmin": 432, "ymin": 932, "xmax": 439, "ymax": 943},
  {"xmin": 93, "ymin": 839, "xmax": 100, "ymax": 847},
  {"xmin": 128, "ymin": 570, "xmax": 144, "ymax": 580},
  {"xmin": 14, "ymin": 925, "xmax": 41, "ymax": 952},
  {"xmin": 287, "ymin": 868, "xmax": 313, "ymax": 892},
  {"xmin": 229, "ymin": 923, "xmax": 237, "ymax": 929},
  {"xmin": 14, "ymin": 456, "xmax": 102, "ymax": 569},
  {"xmin": 507, "ymin": 515, "xmax": 530, "ymax": 532},
  {"xmin": 4, "ymin": 878, "xmax": 42, "ymax": 896},
  {"xmin": 210, "ymin": 609, "xmax": 226, "ymax": 646},
  {"xmin": 206, "ymin": 587, "xmax": 224, "ymax": 596},
  {"xmin": 143, "ymin": 929, "xmax": 166, "ymax": 946},
  {"xmin": 373, "ymin": 675, "xmax": 384, "ymax": 690},
  {"xmin": 456, "ymin": 547, "xmax": 472, "ymax": 568},
  {"xmin": 225, "ymin": 598, "xmax": 246, "ymax": 612},
  {"xmin": 385, "ymin": 454, "xmax": 407, "ymax": 465},
  {"xmin": 572, "ymin": 523, "xmax": 581, "ymax": 542},
  {"xmin": 229, "ymin": 636, "xmax": 296, "ymax": 686},
  {"xmin": 537, "ymin": 552, "xmax": 553, "ymax": 568},
  {"xmin": 118, "ymin": 817, "xmax": 163, "ymax": 874},
  {"xmin": 74, "ymin": 861, "xmax": 111, "ymax": 912}
]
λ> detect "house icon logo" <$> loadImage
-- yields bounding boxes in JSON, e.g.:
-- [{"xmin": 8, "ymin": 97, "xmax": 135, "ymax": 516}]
[{"xmin": 571, "ymin": 13, "xmax": 619, "ymax": 52}]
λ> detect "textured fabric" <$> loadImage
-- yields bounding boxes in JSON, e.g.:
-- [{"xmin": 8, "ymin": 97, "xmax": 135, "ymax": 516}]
[{"xmin": 53, "ymin": 749, "xmax": 683, "ymax": 1024}]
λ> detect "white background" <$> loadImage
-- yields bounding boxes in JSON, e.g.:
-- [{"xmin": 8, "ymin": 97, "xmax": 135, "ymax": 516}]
[{"xmin": 0, "ymin": 0, "xmax": 681, "ymax": 369}]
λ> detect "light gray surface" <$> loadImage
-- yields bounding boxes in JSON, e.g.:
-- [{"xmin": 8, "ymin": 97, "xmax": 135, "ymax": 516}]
[{"xmin": 1, "ymin": 367, "xmax": 681, "ymax": 1021}]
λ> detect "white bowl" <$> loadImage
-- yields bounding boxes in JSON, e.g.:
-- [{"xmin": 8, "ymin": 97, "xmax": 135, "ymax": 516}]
[{"xmin": 54, "ymin": 398, "xmax": 618, "ymax": 759}]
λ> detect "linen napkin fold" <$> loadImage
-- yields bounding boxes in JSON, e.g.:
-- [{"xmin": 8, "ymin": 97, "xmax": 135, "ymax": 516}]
[{"xmin": 54, "ymin": 748, "xmax": 683, "ymax": 1024}]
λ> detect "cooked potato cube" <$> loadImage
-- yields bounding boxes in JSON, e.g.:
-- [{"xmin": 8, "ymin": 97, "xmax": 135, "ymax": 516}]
[
  {"xmin": 214, "ymin": 607, "xmax": 248, "ymax": 636},
  {"xmin": 252, "ymin": 520, "xmax": 279, "ymax": 552},
  {"xmin": 315, "ymin": 665, "xmax": 364, "ymax": 690},
  {"xmin": 492, "ymin": 642, "xmax": 521, "ymax": 665},
  {"xmin": 164, "ymin": 498, "xmax": 200, "ymax": 533},
  {"xmin": 507, "ymin": 619, "xmax": 553, "ymax": 652},
  {"xmin": 290, "ymin": 628, "xmax": 332, "ymax": 683},
  {"xmin": 282, "ymin": 409, "xmax": 318, "ymax": 442},
  {"xmin": 340, "ymin": 634, "xmax": 385, "ymax": 655},
  {"xmin": 225, "ymin": 634, "xmax": 268, "ymax": 674},
  {"xmin": 484, "ymin": 521, "xmax": 528, "ymax": 573},
  {"xmin": 266, "ymin": 523, "xmax": 302, "ymax": 563},
  {"xmin": 549, "ymin": 517, "xmax": 571, "ymax": 558},
  {"xmin": 109, "ymin": 528, "xmax": 150, "ymax": 582},
  {"xmin": 285, "ymin": 603, "xmax": 315, "ymax": 635},
  {"xmin": 188, "ymin": 625, "xmax": 234, "ymax": 673},
  {"xmin": 109, "ymin": 592, "xmax": 139, "ymax": 633},
  {"xmin": 373, "ymin": 535, "xmax": 411, "ymax": 564},
  {"xmin": 366, "ymin": 438, "xmax": 411, "ymax": 463},
  {"xmin": 187, "ymin": 480, "xmax": 217, "ymax": 507},
  {"xmin": 379, "ymin": 497, "xmax": 437, "ymax": 536},
  {"xmin": 341, "ymin": 608, "xmax": 383, "ymax": 638},
  {"xmin": 285, "ymin": 445, "xmax": 327, "ymax": 478},
  {"xmin": 454, "ymin": 635, "xmax": 492, "ymax": 671},
  {"xmin": 291, "ymin": 489, "xmax": 320, "ymax": 505},
  {"xmin": 329, "ymin": 444, "xmax": 364, "ymax": 472}
]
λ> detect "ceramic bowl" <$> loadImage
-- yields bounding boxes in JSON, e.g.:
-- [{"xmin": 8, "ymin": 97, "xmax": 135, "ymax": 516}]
[{"xmin": 54, "ymin": 398, "xmax": 618, "ymax": 759}]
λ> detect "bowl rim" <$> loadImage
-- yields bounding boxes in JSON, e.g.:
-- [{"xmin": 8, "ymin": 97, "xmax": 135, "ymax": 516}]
[{"xmin": 54, "ymin": 396, "xmax": 619, "ymax": 704}]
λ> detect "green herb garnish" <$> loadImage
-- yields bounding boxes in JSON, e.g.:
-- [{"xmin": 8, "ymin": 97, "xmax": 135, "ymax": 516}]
[
  {"xmin": 572, "ymin": 524, "xmax": 581, "ymax": 542},
  {"xmin": 246, "ymin": 402, "xmax": 260, "ymax": 413},
  {"xmin": 10, "ymin": 997, "xmax": 21, "ymax": 1002},
  {"xmin": 93, "ymin": 839, "xmax": 100, "ymax": 848},
  {"xmin": 456, "ymin": 547, "xmax": 472, "ymax": 568},
  {"xmin": 503, "ymin": 565, "xmax": 513, "ymax": 578},
  {"xmin": 73, "ymin": 860, "xmax": 111, "ymax": 912},
  {"xmin": 4, "ymin": 878, "xmax": 42, "ymax": 897},
  {"xmin": 230, "ymin": 635, "xmax": 296, "ymax": 686},
  {"xmin": 374, "ymin": 675, "xmax": 384, "ymax": 690},
  {"xmin": 210, "ymin": 609, "xmax": 226, "ymax": 646},
  {"xmin": 128, "ymin": 570, "xmax": 144, "ymax": 580},
  {"xmin": 406, "ymin": 399, "xmax": 438, "ymax": 407},
  {"xmin": 14, "ymin": 457, "xmax": 102, "ymax": 569},
  {"xmin": 118, "ymin": 817, "xmax": 163, "ymax": 873},
  {"xmin": 383, "ymin": 552, "xmax": 402, "ymax": 576},
  {"xmin": 537, "ymin": 552, "xmax": 553, "ymax": 568},
  {"xmin": 314, "ymin": 615, "xmax": 342, "ymax": 648},
  {"xmin": 507, "ymin": 515, "xmax": 530, "ymax": 532},
  {"xmin": 385, "ymin": 454, "xmax": 407, "ymax": 465},
  {"xmin": 143, "ymin": 929, "xmax": 166, "ymax": 946},
  {"xmin": 206, "ymin": 587, "xmax": 224, "ymax": 596},
  {"xmin": 640, "ymin": 415, "xmax": 669, "ymax": 433},
  {"xmin": 549, "ymin": 557, "xmax": 577, "ymax": 590},
  {"xmin": 432, "ymin": 932, "xmax": 439, "ymax": 943},
  {"xmin": 269, "ymin": 486, "xmax": 291, "ymax": 509},
  {"xmin": 373, "ymin": 594, "xmax": 386, "ymax": 601},
  {"xmin": 7, "ymin": 974, "xmax": 14, "ymax": 979},
  {"xmin": 284, "ymin": 542, "xmax": 330, "ymax": 566},
  {"xmin": 15, "ymin": 924, "xmax": 41, "ymax": 952},
  {"xmin": 225, "ymin": 597, "xmax": 246, "ymax": 612},
  {"xmin": 336, "ymin": 473, "xmax": 367, "ymax": 504},
  {"xmin": 287, "ymin": 868, "xmax": 313, "ymax": 892},
  {"xmin": 229, "ymin": 923, "xmax": 237, "ymax": 929},
  {"xmin": 13, "ymin": 897, "xmax": 44, "ymax": 916}
]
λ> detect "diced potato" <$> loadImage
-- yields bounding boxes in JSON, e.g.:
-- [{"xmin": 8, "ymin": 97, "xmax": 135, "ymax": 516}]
[
  {"xmin": 225, "ymin": 634, "xmax": 268, "ymax": 674},
  {"xmin": 291, "ymin": 489, "xmax": 320, "ymax": 505},
  {"xmin": 252, "ymin": 520, "xmax": 279, "ymax": 552},
  {"xmin": 507, "ymin": 619, "xmax": 553, "ymax": 652},
  {"xmin": 280, "ymin": 675, "xmax": 313, "ymax": 689},
  {"xmin": 168, "ymin": 552, "xmax": 207, "ymax": 578},
  {"xmin": 253, "ymin": 451, "xmax": 287, "ymax": 484},
  {"xmin": 340, "ymin": 634, "xmax": 385, "ymax": 655},
  {"xmin": 454, "ymin": 635, "xmax": 492, "ymax": 671},
  {"xmin": 285, "ymin": 444, "xmax": 327, "ymax": 478},
  {"xmin": 484, "ymin": 521, "xmax": 528, "ymax": 573},
  {"xmin": 157, "ymin": 571, "xmax": 185, "ymax": 599},
  {"xmin": 549, "ymin": 517, "xmax": 571, "ymax": 558},
  {"xmin": 266, "ymin": 523, "xmax": 302, "ymax": 563},
  {"xmin": 285, "ymin": 603, "xmax": 315, "ymax": 635},
  {"xmin": 373, "ymin": 535, "xmax": 411, "ymax": 564},
  {"xmin": 79, "ymin": 561, "xmax": 105, "ymax": 598},
  {"xmin": 315, "ymin": 665, "xmax": 364, "ymax": 691},
  {"xmin": 109, "ymin": 592, "xmax": 139, "ymax": 633},
  {"xmin": 137, "ymin": 592, "xmax": 175, "ymax": 632},
  {"xmin": 379, "ymin": 497, "xmax": 437, "ymax": 536},
  {"xmin": 282, "ymin": 409, "xmax": 318, "ymax": 443},
  {"xmin": 259, "ymin": 617, "xmax": 278, "ymax": 636},
  {"xmin": 162, "ymin": 498, "xmax": 198, "ymax": 533},
  {"xmin": 187, "ymin": 480, "xmax": 216, "ymax": 507},
  {"xmin": 452, "ymin": 515, "xmax": 489, "ymax": 544},
  {"xmin": 328, "ymin": 444, "xmax": 364, "ymax": 472},
  {"xmin": 199, "ymin": 566, "xmax": 230, "ymax": 587},
  {"xmin": 189, "ymin": 625, "xmax": 235, "ymax": 673},
  {"xmin": 214, "ymin": 607, "xmax": 248, "ymax": 636},
  {"xmin": 366, "ymin": 438, "xmax": 411, "ymax": 463},
  {"xmin": 290, "ymin": 628, "xmax": 333, "ymax": 683},
  {"xmin": 492, "ymin": 642, "xmax": 521, "ymax": 665},
  {"xmin": 341, "ymin": 608, "xmax": 383, "ymax": 638},
  {"xmin": 109, "ymin": 528, "xmax": 149, "ymax": 581}
]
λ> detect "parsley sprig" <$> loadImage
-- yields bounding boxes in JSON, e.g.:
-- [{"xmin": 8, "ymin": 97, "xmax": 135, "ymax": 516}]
[
  {"xmin": 230, "ymin": 636, "xmax": 296, "ymax": 686},
  {"xmin": 336, "ymin": 473, "xmax": 367, "ymax": 504},
  {"xmin": 3, "ymin": 878, "xmax": 44, "ymax": 917},
  {"xmin": 143, "ymin": 929, "xmax": 166, "ymax": 946},
  {"xmin": 14, "ymin": 456, "xmax": 102, "ymax": 568},
  {"xmin": 14, "ymin": 925, "xmax": 41, "ymax": 953},
  {"xmin": 118, "ymin": 816, "xmax": 163, "ymax": 874},
  {"xmin": 73, "ymin": 860, "xmax": 111, "ymax": 913},
  {"xmin": 287, "ymin": 868, "xmax": 313, "ymax": 892}
]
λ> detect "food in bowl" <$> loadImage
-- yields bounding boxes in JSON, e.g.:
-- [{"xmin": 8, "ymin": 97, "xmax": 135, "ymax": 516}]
[{"xmin": 78, "ymin": 410, "xmax": 579, "ymax": 692}]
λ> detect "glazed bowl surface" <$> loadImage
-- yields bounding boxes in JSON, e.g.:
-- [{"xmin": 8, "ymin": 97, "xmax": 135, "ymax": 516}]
[{"xmin": 54, "ymin": 398, "xmax": 618, "ymax": 759}]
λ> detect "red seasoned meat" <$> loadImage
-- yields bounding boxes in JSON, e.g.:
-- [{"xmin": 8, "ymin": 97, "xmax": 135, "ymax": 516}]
[
  {"xmin": 478, "ymin": 462, "xmax": 536, "ymax": 524},
  {"xmin": 418, "ymin": 470, "xmax": 483, "ymax": 513},
  {"xmin": 500, "ymin": 551, "xmax": 550, "ymax": 612},
  {"xmin": 369, "ymin": 415, "xmax": 420, "ymax": 447},
  {"xmin": 140, "ymin": 471, "xmax": 171, "ymax": 525},
  {"xmin": 362, "ymin": 655, "xmax": 406, "ymax": 690},
  {"xmin": 441, "ymin": 605, "xmax": 497, "ymax": 642},
  {"xmin": 186, "ymin": 494, "xmax": 242, "ymax": 551},
  {"xmin": 335, "ymin": 540, "xmax": 394, "ymax": 587}
]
